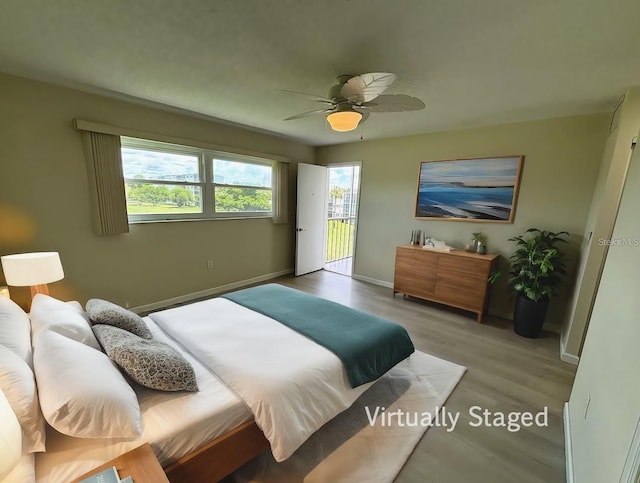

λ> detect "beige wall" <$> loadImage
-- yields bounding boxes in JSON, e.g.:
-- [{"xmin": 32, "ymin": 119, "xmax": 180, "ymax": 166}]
[
  {"xmin": 562, "ymin": 88, "xmax": 640, "ymax": 358},
  {"xmin": 567, "ymin": 131, "xmax": 640, "ymax": 482},
  {"xmin": 316, "ymin": 114, "xmax": 609, "ymax": 327},
  {"xmin": 0, "ymin": 73, "xmax": 314, "ymax": 308}
]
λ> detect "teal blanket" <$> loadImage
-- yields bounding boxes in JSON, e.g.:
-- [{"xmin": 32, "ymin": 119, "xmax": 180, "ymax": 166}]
[{"xmin": 222, "ymin": 284, "xmax": 415, "ymax": 388}]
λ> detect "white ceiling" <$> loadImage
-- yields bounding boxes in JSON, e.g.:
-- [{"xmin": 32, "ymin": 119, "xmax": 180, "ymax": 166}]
[{"xmin": 1, "ymin": 0, "xmax": 639, "ymax": 146}]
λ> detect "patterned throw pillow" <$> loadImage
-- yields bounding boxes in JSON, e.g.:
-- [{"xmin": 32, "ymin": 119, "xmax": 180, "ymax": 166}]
[
  {"xmin": 86, "ymin": 299, "xmax": 152, "ymax": 339},
  {"xmin": 93, "ymin": 324, "xmax": 198, "ymax": 392}
]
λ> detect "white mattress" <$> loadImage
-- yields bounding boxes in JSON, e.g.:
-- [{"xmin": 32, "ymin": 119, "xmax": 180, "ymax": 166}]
[{"xmin": 34, "ymin": 317, "xmax": 252, "ymax": 483}]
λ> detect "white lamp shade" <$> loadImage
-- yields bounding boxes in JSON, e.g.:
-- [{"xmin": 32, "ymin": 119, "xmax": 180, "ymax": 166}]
[
  {"xmin": 0, "ymin": 388, "xmax": 22, "ymax": 479},
  {"xmin": 1, "ymin": 252, "xmax": 64, "ymax": 287},
  {"xmin": 327, "ymin": 110, "xmax": 362, "ymax": 132}
]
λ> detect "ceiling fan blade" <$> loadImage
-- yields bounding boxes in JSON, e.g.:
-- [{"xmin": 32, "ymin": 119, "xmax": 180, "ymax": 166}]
[
  {"xmin": 341, "ymin": 72, "xmax": 397, "ymax": 103},
  {"xmin": 354, "ymin": 108, "xmax": 371, "ymax": 125},
  {"xmin": 278, "ymin": 89, "xmax": 335, "ymax": 105},
  {"xmin": 361, "ymin": 94, "xmax": 425, "ymax": 112},
  {"xmin": 284, "ymin": 108, "xmax": 335, "ymax": 121}
]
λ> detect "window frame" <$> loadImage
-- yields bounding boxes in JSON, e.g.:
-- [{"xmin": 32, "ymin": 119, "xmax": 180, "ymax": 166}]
[
  {"xmin": 121, "ymin": 137, "xmax": 274, "ymax": 223},
  {"xmin": 210, "ymin": 153, "xmax": 274, "ymax": 219}
]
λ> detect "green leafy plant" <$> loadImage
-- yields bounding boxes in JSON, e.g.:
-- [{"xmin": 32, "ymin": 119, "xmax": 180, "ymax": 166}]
[
  {"xmin": 508, "ymin": 228, "xmax": 569, "ymax": 302},
  {"xmin": 488, "ymin": 270, "xmax": 501, "ymax": 285},
  {"xmin": 471, "ymin": 232, "xmax": 487, "ymax": 245}
]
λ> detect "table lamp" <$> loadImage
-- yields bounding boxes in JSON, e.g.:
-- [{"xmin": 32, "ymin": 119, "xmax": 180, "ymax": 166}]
[
  {"xmin": 0, "ymin": 388, "xmax": 22, "ymax": 480},
  {"xmin": 1, "ymin": 252, "xmax": 64, "ymax": 299}
]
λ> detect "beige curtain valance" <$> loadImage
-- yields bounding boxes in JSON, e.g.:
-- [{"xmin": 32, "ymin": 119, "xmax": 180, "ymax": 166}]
[{"xmin": 73, "ymin": 119, "xmax": 291, "ymax": 164}]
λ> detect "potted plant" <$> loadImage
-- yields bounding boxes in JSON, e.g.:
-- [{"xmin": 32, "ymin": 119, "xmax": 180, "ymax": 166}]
[
  {"xmin": 508, "ymin": 228, "xmax": 569, "ymax": 338},
  {"xmin": 471, "ymin": 232, "xmax": 488, "ymax": 254}
]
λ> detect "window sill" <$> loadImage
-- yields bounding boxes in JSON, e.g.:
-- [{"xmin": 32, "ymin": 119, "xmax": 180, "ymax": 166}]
[{"xmin": 128, "ymin": 215, "xmax": 273, "ymax": 225}]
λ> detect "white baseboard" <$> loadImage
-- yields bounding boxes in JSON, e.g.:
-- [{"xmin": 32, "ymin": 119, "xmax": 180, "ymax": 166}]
[
  {"xmin": 560, "ymin": 338, "xmax": 580, "ymax": 365},
  {"xmin": 131, "ymin": 268, "xmax": 293, "ymax": 313},
  {"xmin": 564, "ymin": 402, "xmax": 575, "ymax": 483},
  {"xmin": 351, "ymin": 273, "xmax": 394, "ymax": 289}
]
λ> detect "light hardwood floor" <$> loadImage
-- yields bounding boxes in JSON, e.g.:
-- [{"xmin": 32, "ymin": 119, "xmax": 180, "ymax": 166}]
[{"xmin": 271, "ymin": 270, "xmax": 575, "ymax": 483}]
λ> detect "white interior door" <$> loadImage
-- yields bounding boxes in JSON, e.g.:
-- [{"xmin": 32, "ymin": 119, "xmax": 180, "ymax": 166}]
[{"xmin": 295, "ymin": 163, "xmax": 327, "ymax": 276}]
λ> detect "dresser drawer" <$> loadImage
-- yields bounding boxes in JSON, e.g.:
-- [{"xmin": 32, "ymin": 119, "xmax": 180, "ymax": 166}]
[
  {"xmin": 434, "ymin": 284, "xmax": 484, "ymax": 312},
  {"xmin": 394, "ymin": 248, "xmax": 437, "ymax": 297},
  {"xmin": 437, "ymin": 255, "xmax": 488, "ymax": 274},
  {"xmin": 436, "ymin": 269, "xmax": 486, "ymax": 293},
  {"xmin": 395, "ymin": 249, "xmax": 438, "ymax": 281},
  {"xmin": 394, "ymin": 275, "xmax": 436, "ymax": 299}
]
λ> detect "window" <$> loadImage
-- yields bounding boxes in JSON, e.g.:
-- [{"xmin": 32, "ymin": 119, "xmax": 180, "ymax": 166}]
[
  {"xmin": 213, "ymin": 159, "xmax": 272, "ymax": 214},
  {"xmin": 121, "ymin": 137, "xmax": 274, "ymax": 222}
]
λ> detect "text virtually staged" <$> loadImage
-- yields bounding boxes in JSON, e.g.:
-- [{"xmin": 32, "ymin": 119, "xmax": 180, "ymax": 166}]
[{"xmin": 365, "ymin": 405, "xmax": 550, "ymax": 433}]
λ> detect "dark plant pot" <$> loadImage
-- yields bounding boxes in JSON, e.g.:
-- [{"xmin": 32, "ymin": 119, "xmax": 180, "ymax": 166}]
[{"xmin": 513, "ymin": 295, "xmax": 549, "ymax": 338}]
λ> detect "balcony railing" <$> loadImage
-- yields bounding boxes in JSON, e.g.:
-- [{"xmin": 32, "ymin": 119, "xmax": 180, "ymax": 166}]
[{"xmin": 326, "ymin": 217, "xmax": 355, "ymax": 263}]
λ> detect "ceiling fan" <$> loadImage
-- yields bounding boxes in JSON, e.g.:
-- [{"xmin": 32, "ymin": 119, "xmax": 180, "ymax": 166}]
[{"xmin": 283, "ymin": 72, "xmax": 425, "ymax": 132}]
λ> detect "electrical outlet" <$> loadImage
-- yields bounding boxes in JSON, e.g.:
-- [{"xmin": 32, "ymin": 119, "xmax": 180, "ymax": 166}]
[
  {"xmin": 207, "ymin": 260, "xmax": 214, "ymax": 270},
  {"xmin": 584, "ymin": 393, "xmax": 591, "ymax": 419},
  {"xmin": 125, "ymin": 301, "xmax": 130, "ymax": 309}
]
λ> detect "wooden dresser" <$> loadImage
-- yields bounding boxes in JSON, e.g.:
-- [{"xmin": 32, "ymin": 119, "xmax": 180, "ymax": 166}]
[{"xmin": 393, "ymin": 244, "xmax": 499, "ymax": 322}]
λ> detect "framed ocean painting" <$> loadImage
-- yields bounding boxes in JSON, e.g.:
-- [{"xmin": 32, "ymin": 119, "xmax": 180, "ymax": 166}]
[{"xmin": 414, "ymin": 155, "xmax": 524, "ymax": 223}]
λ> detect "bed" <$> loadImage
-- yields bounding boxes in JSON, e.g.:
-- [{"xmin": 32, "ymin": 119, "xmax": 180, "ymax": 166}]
[{"xmin": 0, "ymin": 283, "xmax": 414, "ymax": 482}]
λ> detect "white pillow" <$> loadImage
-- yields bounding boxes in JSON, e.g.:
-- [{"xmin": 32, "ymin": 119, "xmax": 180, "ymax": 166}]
[
  {"xmin": 0, "ymin": 297, "xmax": 32, "ymax": 365},
  {"xmin": 33, "ymin": 329, "xmax": 142, "ymax": 439},
  {"xmin": 29, "ymin": 294, "xmax": 101, "ymax": 350},
  {"xmin": 0, "ymin": 346, "xmax": 45, "ymax": 452}
]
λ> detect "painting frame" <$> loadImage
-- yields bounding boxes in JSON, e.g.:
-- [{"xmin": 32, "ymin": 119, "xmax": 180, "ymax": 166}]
[{"xmin": 414, "ymin": 155, "xmax": 524, "ymax": 223}]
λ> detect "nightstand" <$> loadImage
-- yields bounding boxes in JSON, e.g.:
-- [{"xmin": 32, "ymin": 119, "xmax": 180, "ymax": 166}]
[{"xmin": 71, "ymin": 443, "xmax": 169, "ymax": 483}]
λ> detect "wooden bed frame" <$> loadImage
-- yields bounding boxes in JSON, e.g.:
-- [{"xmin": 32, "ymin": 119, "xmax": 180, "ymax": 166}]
[{"xmin": 164, "ymin": 420, "xmax": 269, "ymax": 482}]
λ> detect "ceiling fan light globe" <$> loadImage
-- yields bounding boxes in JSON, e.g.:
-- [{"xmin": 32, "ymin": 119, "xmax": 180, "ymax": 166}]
[{"xmin": 327, "ymin": 110, "xmax": 362, "ymax": 132}]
